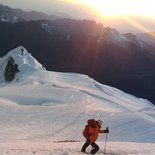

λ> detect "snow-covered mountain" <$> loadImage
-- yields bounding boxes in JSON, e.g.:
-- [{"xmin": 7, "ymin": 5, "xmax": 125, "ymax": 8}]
[
  {"xmin": 0, "ymin": 46, "xmax": 45, "ymax": 82},
  {"xmin": 0, "ymin": 46, "xmax": 155, "ymax": 154},
  {"xmin": 0, "ymin": 3, "xmax": 61, "ymax": 23},
  {"xmin": 0, "ymin": 3, "xmax": 21, "ymax": 23},
  {"xmin": 95, "ymin": 27, "xmax": 147, "ymax": 49},
  {"xmin": 12, "ymin": 9, "xmax": 59, "ymax": 21},
  {"xmin": 137, "ymin": 32, "xmax": 155, "ymax": 47},
  {"xmin": 0, "ymin": 18, "xmax": 155, "ymax": 105}
]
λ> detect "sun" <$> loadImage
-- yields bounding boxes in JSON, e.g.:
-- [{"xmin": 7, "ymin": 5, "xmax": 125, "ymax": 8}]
[
  {"xmin": 64, "ymin": 0, "xmax": 155, "ymax": 18},
  {"xmin": 80, "ymin": 0, "xmax": 128, "ymax": 17},
  {"xmin": 86, "ymin": 0, "xmax": 155, "ymax": 18}
]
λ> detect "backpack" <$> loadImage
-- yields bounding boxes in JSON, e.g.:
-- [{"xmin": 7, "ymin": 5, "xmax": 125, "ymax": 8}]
[{"xmin": 83, "ymin": 119, "xmax": 95, "ymax": 138}]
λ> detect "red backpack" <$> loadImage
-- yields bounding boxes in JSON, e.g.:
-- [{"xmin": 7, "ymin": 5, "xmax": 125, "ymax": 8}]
[{"xmin": 83, "ymin": 119, "xmax": 95, "ymax": 138}]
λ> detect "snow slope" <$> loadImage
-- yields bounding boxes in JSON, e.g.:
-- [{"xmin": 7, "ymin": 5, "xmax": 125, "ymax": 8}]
[{"xmin": 0, "ymin": 46, "xmax": 155, "ymax": 154}]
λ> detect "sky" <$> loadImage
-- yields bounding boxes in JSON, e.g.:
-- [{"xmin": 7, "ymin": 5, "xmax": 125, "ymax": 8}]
[
  {"xmin": 0, "ymin": 0, "xmax": 93, "ymax": 18},
  {"xmin": 0, "ymin": 0, "xmax": 155, "ymax": 33},
  {"xmin": 1, "ymin": 0, "xmax": 155, "ymax": 18}
]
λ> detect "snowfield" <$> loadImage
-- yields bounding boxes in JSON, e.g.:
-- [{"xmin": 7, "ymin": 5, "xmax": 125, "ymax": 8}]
[
  {"xmin": 0, "ymin": 46, "xmax": 155, "ymax": 155},
  {"xmin": 0, "ymin": 141, "xmax": 155, "ymax": 155}
]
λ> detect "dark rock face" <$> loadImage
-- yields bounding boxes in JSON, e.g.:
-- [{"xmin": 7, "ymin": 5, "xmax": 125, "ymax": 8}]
[{"xmin": 4, "ymin": 57, "xmax": 19, "ymax": 81}]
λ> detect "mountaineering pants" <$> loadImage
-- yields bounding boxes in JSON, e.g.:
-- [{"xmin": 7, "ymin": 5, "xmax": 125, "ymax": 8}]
[{"xmin": 81, "ymin": 140, "xmax": 99, "ymax": 154}]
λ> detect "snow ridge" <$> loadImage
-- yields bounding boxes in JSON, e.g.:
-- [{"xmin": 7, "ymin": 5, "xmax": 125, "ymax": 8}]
[{"xmin": 0, "ymin": 46, "xmax": 45, "ymax": 82}]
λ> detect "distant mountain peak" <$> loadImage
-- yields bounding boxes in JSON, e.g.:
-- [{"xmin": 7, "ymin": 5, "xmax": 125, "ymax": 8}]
[
  {"xmin": 0, "ymin": 3, "xmax": 21, "ymax": 23},
  {"xmin": 0, "ymin": 46, "xmax": 45, "ymax": 83}
]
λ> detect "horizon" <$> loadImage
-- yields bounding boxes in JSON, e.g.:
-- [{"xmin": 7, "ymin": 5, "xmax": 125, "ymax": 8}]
[{"xmin": 0, "ymin": 0, "xmax": 155, "ymax": 33}]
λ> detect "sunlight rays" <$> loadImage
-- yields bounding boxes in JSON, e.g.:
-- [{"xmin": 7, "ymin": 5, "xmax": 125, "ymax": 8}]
[
  {"xmin": 121, "ymin": 16, "xmax": 155, "ymax": 38},
  {"xmin": 62, "ymin": 0, "xmax": 155, "ymax": 35}
]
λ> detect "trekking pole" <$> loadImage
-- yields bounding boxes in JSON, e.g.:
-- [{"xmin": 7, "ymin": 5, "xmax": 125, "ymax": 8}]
[{"xmin": 103, "ymin": 127, "xmax": 109, "ymax": 154}]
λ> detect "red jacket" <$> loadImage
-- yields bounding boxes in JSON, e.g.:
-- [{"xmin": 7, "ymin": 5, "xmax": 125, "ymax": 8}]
[{"xmin": 89, "ymin": 125, "xmax": 105, "ymax": 143}]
